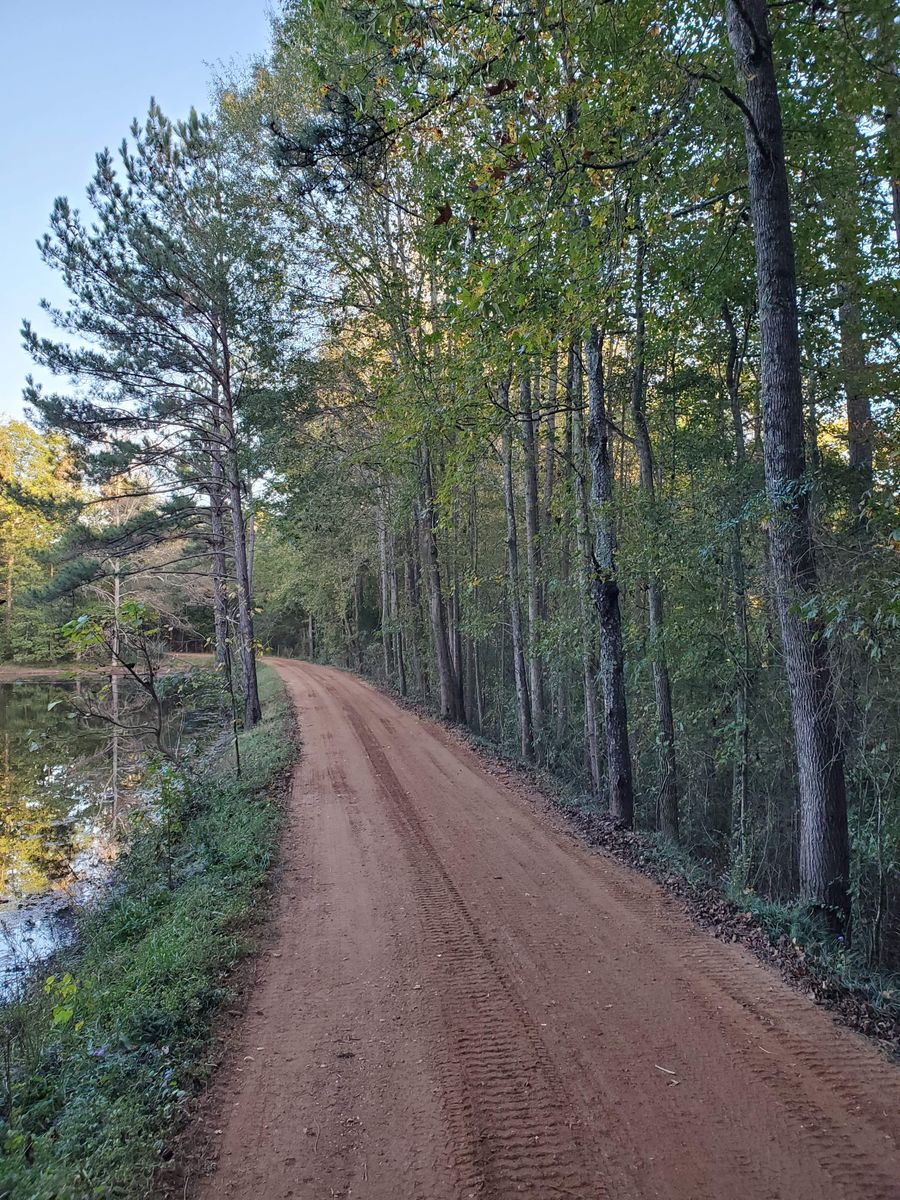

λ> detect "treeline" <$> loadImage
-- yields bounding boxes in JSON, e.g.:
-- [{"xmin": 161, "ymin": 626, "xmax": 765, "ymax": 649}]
[
  {"xmin": 19, "ymin": 1, "xmax": 898, "ymax": 962},
  {"xmin": 0, "ymin": 421, "xmax": 212, "ymax": 662},
  {"xmin": 0, "ymin": 421, "xmax": 79, "ymax": 661},
  {"xmin": 18, "ymin": 106, "xmax": 299, "ymax": 723}
]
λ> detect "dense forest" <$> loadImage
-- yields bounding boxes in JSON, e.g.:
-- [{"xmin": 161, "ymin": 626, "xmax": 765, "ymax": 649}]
[{"xmin": 3, "ymin": 0, "xmax": 898, "ymax": 965}]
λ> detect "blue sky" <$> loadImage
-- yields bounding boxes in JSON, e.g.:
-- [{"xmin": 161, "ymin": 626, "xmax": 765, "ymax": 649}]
[{"xmin": 1, "ymin": 2, "xmax": 273, "ymax": 420}]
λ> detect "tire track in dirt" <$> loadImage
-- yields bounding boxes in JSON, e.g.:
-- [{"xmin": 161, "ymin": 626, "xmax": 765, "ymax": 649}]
[
  {"xmin": 194, "ymin": 661, "xmax": 900, "ymax": 1200},
  {"xmin": 665, "ymin": 936, "xmax": 899, "ymax": 1198},
  {"xmin": 337, "ymin": 696, "xmax": 598, "ymax": 1198}
]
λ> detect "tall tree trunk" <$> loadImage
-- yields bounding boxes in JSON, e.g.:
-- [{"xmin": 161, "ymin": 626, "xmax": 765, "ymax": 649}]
[
  {"xmin": 499, "ymin": 382, "xmax": 534, "ymax": 762},
  {"xmin": 805, "ymin": 367, "xmax": 821, "ymax": 472},
  {"xmin": 110, "ymin": 673, "xmax": 120, "ymax": 822},
  {"xmin": 520, "ymin": 374, "xmax": 545, "ymax": 755},
  {"xmin": 877, "ymin": 14, "xmax": 900, "ymax": 254},
  {"xmin": 833, "ymin": 128, "xmax": 873, "ymax": 501},
  {"xmin": 569, "ymin": 345, "xmax": 602, "ymax": 795},
  {"xmin": 206, "ymin": 424, "xmax": 230, "ymax": 671},
  {"xmin": 542, "ymin": 349, "xmax": 565, "ymax": 746},
  {"xmin": 246, "ymin": 502, "xmax": 256, "ymax": 589},
  {"xmin": 722, "ymin": 302, "xmax": 752, "ymax": 879},
  {"xmin": 542, "ymin": 349, "xmax": 558, "ymax": 536},
  {"xmin": 217, "ymin": 366, "xmax": 262, "ymax": 728},
  {"xmin": 472, "ymin": 639, "xmax": 484, "ymax": 735},
  {"xmin": 727, "ymin": 0, "xmax": 850, "ymax": 923},
  {"xmin": 468, "ymin": 485, "xmax": 483, "ymax": 734},
  {"xmin": 111, "ymin": 557, "xmax": 121, "ymax": 667},
  {"xmin": 418, "ymin": 448, "xmax": 463, "ymax": 722},
  {"xmin": 211, "ymin": 338, "xmax": 261, "ymax": 727},
  {"xmin": 377, "ymin": 502, "xmax": 394, "ymax": 681},
  {"xmin": 585, "ymin": 329, "xmax": 634, "ymax": 826},
  {"xmin": 405, "ymin": 517, "xmax": 427, "ymax": 700},
  {"xmin": 449, "ymin": 491, "xmax": 465, "ymax": 703},
  {"xmin": 4, "ymin": 553, "xmax": 13, "ymax": 637},
  {"xmin": 555, "ymin": 386, "xmax": 574, "ymax": 749},
  {"xmin": 838, "ymin": 291, "xmax": 872, "ymax": 487},
  {"xmin": 629, "ymin": 195, "xmax": 678, "ymax": 839},
  {"xmin": 389, "ymin": 545, "xmax": 407, "ymax": 697}
]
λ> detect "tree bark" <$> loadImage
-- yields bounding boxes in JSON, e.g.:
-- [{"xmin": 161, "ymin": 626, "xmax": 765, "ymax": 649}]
[
  {"xmin": 246, "ymin": 503, "xmax": 256, "ymax": 589},
  {"xmin": 206, "ymin": 422, "xmax": 230, "ymax": 671},
  {"xmin": 389, "ymin": 546, "xmax": 407, "ymax": 697},
  {"xmin": 217, "ymin": 366, "xmax": 262, "ymax": 728},
  {"xmin": 722, "ymin": 302, "xmax": 752, "ymax": 879},
  {"xmin": 468, "ymin": 486, "xmax": 483, "ymax": 734},
  {"xmin": 377, "ymin": 502, "xmax": 394, "ymax": 681},
  {"xmin": 499, "ymin": 380, "xmax": 534, "ymax": 761},
  {"xmin": 418, "ymin": 447, "xmax": 463, "ymax": 722},
  {"xmin": 405, "ymin": 517, "xmax": 427, "ymax": 700},
  {"xmin": 449, "ymin": 492, "xmax": 465, "ymax": 700},
  {"xmin": 351, "ymin": 571, "xmax": 363, "ymax": 672},
  {"xmin": 569, "ymin": 344, "xmax": 602, "ymax": 795},
  {"xmin": 629, "ymin": 195, "xmax": 678, "ymax": 839},
  {"xmin": 833, "ymin": 129, "xmax": 873, "ymax": 500},
  {"xmin": 542, "ymin": 349, "xmax": 558, "ymax": 537},
  {"xmin": 555, "ymin": 385, "xmax": 574, "ymax": 748},
  {"xmin": 585, "ymin": 328, "xmax": 634, "ymax": 826},
  {"xmin": 727, "ymin": 0, "xmax": 850, "ymax": 923},
  {"xmin": 210, "ymin": 336, "xmax": 261, "ymax": 727},
  {"xmin": 805, "ymin": 368, "xmax": 821, "ymax": 472},
  {"xmin": 520, "ymin": 374, "xmax": 545, "ymax": 755},
  {"xmin": 4, "ymin": 553, "xmax": 12, "ymax": 636},
  {"xmin": 838, "ymin": 288, "xmax": 871, "ymax": 487},
  {"xmin": 877, "ymin": 14, "xmax": 900, "ymax": 254}
]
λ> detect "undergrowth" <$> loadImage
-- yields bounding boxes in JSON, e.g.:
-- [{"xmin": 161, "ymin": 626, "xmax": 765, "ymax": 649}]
[{"xmin": 0, "ymin": 662, "xmax": 294, "ymax": 1200}]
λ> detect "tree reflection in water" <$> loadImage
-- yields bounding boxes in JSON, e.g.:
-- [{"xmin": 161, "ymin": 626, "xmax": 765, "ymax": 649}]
[{"xmin": 0, "ymin": 675, "xmax": 168, "ymax": 992}]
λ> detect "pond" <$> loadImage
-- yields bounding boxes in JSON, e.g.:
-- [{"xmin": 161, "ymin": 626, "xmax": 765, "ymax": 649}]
[{"xmin": 0, "ymin": 673, "xmax": 167, "ymax": 996}]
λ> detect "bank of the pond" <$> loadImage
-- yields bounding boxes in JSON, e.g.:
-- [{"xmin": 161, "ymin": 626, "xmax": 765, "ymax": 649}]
[
  {"xmin": 0, "ymin": 668, "xmax": 200, "ymax": 997},
  {"xmin": 0, "ymin": 654, "xmax": 213, "ymax": 682},
  {"xmin": 0, "ymin": 662, "xmax": 295, "ymax": 1200}
]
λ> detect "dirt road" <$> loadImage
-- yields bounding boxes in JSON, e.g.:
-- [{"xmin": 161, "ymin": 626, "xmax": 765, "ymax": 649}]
[{"xmin": 197, "ymin": 660, "xmax": 900, "ymax": 1200}]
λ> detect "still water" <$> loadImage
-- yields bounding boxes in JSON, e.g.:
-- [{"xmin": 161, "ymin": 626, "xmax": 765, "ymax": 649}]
[{"xmin": 0, "ymin": 674, "xmax": 154, "ymax": 995}]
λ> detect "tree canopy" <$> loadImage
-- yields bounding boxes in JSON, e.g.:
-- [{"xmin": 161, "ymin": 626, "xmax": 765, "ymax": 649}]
[{"xmin": 11, "ymin": 0, "xmax": 900, "ymax": 964}]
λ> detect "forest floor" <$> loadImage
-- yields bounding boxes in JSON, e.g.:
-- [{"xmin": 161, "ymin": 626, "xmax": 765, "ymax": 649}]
[{"xmin": 189, "ymin": 658, "xmax": 900, "ymax": 1200}]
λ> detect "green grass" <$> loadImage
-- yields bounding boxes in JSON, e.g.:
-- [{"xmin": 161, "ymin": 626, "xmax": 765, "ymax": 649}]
[{"xmin": 0, "ymin": 662, "xmax": 295, "ymax": 1200}]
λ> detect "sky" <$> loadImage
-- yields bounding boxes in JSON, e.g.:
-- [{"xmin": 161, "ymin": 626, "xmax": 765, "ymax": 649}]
[{"xmin": 0, "ymin": 1, "xmax": 273, "ymax": 421}]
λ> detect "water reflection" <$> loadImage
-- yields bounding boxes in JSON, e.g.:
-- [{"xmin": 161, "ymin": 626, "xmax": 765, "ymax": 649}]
[{"xmin": 0, "ymin": 674, "xmax": 154, "ymax": 993}]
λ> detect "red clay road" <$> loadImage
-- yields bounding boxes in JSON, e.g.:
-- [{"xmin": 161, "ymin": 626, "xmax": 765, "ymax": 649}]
[{"xmin": 196, "ymin": 659, "xmax": 900, "ymax": 1200}]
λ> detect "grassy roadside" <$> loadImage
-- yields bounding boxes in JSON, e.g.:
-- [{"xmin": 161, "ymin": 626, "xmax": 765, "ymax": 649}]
[{"xmin": 0, "ymin": 662, "xmax": 295, "ymax": 1200}]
